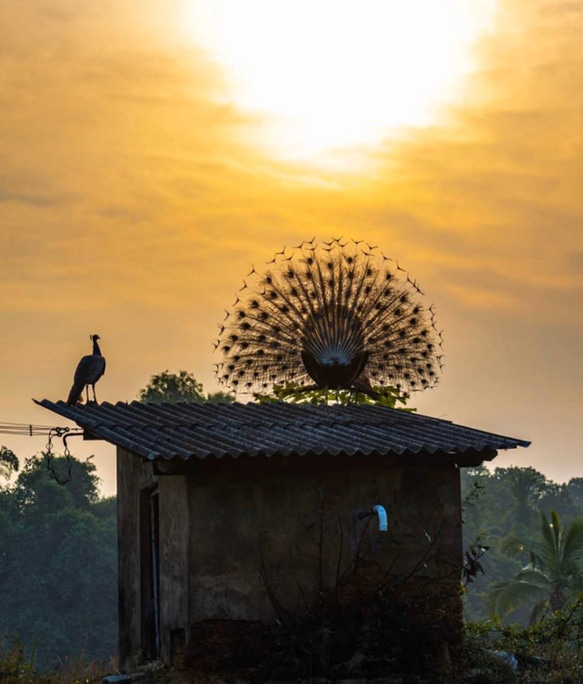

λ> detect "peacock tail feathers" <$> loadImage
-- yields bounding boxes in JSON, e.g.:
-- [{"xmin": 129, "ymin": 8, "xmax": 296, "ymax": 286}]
[{"xmin": 214, "ymin": 238, "xmax": 443, "ymax": 396}]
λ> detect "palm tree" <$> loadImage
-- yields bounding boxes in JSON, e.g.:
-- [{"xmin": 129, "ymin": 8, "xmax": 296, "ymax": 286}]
[
  {"xmin": 488, "ymin": 510, "xmax": 583, "ymax": 623},
  {"xmin": 496, "ymin": 466, "xmax": 547, "ymax": 527}
]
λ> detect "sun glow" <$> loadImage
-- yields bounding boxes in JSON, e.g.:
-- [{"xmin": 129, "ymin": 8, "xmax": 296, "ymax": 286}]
[{"xmin": 181, "ymin": 0, "xmax": 497, "ymax": 160}]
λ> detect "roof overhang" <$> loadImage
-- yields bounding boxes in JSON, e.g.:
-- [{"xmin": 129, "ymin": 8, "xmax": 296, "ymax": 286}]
[{"xmin": 34, "ymin": 399, "xmax": 530, "ymax": 469}]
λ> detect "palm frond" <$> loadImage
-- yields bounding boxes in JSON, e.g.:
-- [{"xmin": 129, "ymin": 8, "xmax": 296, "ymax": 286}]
[
  {"xmin": 559, "ymin": 517, "xmax": 583, "ymax": 569},
  {"xmin": 500, "ymin": 533, "xmax": 527, "ymax": 557},
  {"xmin": 529, "ymin": 598, "xmax": 550, "ymax": 625},
  {"xmin": 512, "ymin": 567, "xmax": 553, "ymax": 590},
  {"xmin": 488, "ymin": 578, "xmax": 549, "ymax": 617},
  {"xmin": 538, "ymin": 511, "xmax": 560, "ymax": 571}
]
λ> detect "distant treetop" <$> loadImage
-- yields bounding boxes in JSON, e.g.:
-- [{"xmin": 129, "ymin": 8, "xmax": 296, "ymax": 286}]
[{"xmin": 138, "ymin": 370, "xmax": 234, "ymax": 404}]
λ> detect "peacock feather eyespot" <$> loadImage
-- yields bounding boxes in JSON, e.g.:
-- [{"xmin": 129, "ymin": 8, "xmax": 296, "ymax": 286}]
[{"xmin": 215, "ymin": 239, "xmax": 443, "ymax": 397}]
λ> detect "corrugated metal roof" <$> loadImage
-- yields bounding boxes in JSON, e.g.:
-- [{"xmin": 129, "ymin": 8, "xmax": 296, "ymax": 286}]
[{"xmin": 34, "ymin": 399, "xmax": 530, "ymax": 465}]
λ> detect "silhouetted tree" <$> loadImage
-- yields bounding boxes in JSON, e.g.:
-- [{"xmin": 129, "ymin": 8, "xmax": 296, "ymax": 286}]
[
  {"xmin": 495, "ymin": 466, "xmax": 548, "ymax": 528},
  {"xmin": 0, "ymin": 453, "xmax": 116, "ymax": 668},
  {"xmin": 0, "ymin": 446, "xmax": 18, "ymax": 479},
  {"xmin": 138, "ymin": 370, "xmax": 234, "ymax": 404}
]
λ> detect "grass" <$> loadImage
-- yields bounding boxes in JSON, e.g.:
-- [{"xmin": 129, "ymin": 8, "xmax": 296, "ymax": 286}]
[{"xmin": 0, "ymin": 638, "xmax": 118, "ymax": 684}]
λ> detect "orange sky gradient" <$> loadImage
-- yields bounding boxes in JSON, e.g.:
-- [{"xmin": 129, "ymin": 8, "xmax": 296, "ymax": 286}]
[{"xmin": 1, "ymin": 0, "xmax": 582, "ymax": 496}]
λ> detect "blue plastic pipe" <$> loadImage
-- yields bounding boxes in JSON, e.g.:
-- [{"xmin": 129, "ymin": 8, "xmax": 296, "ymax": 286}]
[{"xmin": 373, "ymin": 504, "xmax": 388, "ymax": 532}]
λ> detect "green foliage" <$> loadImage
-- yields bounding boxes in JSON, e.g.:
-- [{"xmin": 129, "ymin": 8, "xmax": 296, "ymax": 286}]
[
  {"xmin": 499, "ymin": 467, "xmax": 548, "ymax": 528},
  {"xmin": 138, "ymin": 369, "xmax": 205, "ymax": 403},
  {"xmin": 0, "ymin": 636, "xmax": 116, "ymax": 684},
  {"xmin": 462, "ymin": 466, "xmax": 583, "ymax": 625},
  {"xmin": 488, "ymin": 511, "xmax": 583, "ymax": 621},
  {"xmin": 465, "ymin": 603, "xmax": 583, "ymax": 682},
  {"xmin": 206, "ymin": 390, "xmax": 236, "ymax": 404},
  {"xmin": 254, "ymin": 382, "xmax": 413, "ymax": 409},
  {"xmin": 138, "ymin": 370, "xmax": 234, "ymax": 404},
  {"xmin": 0, "ymin": 446, "xmax": 19, "ymax": 479},
  {"xmin": 0, "ymin": 453, "xmax": 117, "ymax": 670}
]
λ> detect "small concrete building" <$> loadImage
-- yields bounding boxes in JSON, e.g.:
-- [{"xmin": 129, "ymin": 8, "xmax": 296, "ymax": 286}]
[{"xmin": 38, "ymin": 400, "xmax": 528, "ymax": 673}]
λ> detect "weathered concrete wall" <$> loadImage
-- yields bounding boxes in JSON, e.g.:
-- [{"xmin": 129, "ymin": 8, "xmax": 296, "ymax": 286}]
[
  {"xmin": 184, "ymin": 459, "xmax": 462, "ymax": 631},
  {"xmin": 158, "ymin": 475, "xmax": 189, "ymax": 665},
  {"xmin": 116, "ymin": 447, "xmax": 156, "ymax": 672},
  {"xmin": 118, "ymin": 454, "xmax": 463, "ymax": 670}
]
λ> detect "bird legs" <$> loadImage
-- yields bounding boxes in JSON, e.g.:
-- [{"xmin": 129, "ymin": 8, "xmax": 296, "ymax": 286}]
[{"xmin": 85, "ymin": 384, "xmax": 99, "ymax": 404}]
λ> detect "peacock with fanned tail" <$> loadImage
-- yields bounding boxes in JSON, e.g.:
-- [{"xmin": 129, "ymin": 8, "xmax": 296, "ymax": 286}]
[{"xmin": 215, "ymin": 239, "xmax": 443, "ymax": 397}]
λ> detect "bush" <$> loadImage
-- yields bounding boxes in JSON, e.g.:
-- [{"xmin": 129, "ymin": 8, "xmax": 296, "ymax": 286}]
[{"xmin": 464, "ymin": 601, "xmax": 583, "ymax": 682}]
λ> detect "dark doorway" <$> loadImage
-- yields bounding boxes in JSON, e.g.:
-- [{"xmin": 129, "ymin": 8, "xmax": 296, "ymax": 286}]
[{"xmin": 140, "ymin": 487, "xmax": 160, "ymax": 659}]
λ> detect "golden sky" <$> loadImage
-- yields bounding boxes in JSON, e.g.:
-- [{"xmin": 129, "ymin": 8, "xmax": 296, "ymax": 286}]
[{"xmin": 1, "ymin": 0, "xmax": 583, "ymax": 495}]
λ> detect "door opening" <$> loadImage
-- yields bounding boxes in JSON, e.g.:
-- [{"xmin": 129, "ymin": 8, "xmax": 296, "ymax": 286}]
[{"xmin": 140, "ymin": 487, "xmax": 160, "ymax": 658}]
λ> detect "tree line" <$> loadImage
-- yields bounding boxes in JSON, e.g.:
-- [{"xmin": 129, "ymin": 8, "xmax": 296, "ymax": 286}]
[{"xmin": 462, "ymin": 465, "xmax": 583, "ymax": 624}]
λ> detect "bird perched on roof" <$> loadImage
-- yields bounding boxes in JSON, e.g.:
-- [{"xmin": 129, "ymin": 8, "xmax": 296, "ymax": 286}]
[
  {"xmin": 215, "ymin": 239, "xmax": 443, "ymax": 397},
  {"xmin": 66, "ymin": 334, "xmax": 106, "ymax": 404}
]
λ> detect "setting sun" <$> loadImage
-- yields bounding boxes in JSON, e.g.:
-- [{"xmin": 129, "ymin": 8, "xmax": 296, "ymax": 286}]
[{"xmin": 180, "ymin": 0, "xmax": 497, "ymax": 158}]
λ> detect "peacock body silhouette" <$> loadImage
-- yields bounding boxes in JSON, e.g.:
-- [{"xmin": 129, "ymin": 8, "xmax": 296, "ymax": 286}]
[
  {"xmin": 215, "ymin": 239, "xmax": 442, "ymax": 396},
  {"xmin": 67, "ymin": 334, "xmax": 106, "ymax": 404}
]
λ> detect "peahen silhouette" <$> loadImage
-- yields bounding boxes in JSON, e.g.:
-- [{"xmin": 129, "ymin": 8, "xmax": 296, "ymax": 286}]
[
  {"xmin": 66, "ymin": 334, "xmax": 106, "ymax": 404},
  {"xmin": 215, "ymin": 239, "xmax": 443, "ymax": 396}
]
